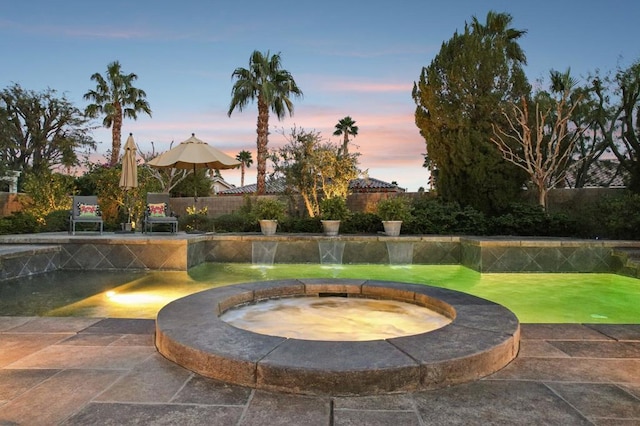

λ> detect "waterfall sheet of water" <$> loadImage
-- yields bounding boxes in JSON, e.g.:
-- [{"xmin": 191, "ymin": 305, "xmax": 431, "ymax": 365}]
[
  {"xmin": 386, "ymin": 242, "xmax": 414, "ymax": 265},
  {"xmin": 252, "ymin": 241, "xmax": 278, "ymax": 265},
  {"xmin": 318, "ymin": 241, "xmax": 346, "ymax": 265}
]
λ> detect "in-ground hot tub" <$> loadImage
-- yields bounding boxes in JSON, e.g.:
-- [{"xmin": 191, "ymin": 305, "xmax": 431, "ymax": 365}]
[{"xmin": 155, "ymin": 279, "xmax": 520, "ymax": 396}]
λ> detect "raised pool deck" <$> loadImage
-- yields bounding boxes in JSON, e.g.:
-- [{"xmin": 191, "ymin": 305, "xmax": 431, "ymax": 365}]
[{"xmin": 1, "ymin": 232, "xmax": 640, "ymax": 281}]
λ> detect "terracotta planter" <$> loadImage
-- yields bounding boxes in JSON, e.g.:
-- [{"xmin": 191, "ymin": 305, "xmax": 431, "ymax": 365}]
[
  {"xmin": 382, "ymin": 220, "xmax": 402, "ymax": 237},
  {"xmin": 259, "ymin": 220, "xmax": 278, "ymax": 236},
  {"xmin": 321, "ymin": 220, "xmax": 341, "ymax": 236}
]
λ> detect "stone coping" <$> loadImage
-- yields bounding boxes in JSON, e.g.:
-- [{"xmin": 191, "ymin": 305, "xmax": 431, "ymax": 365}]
[
  {"xmin": 0, "ymin": 232, "xmax": 629, "ymax": 248},
  {"xmin": 155, "ymin": 279, "xmax": 520, "ymax": 396},
  {"xmin": 2, "ymin": 232, "xmax": 637, "ymax": 247}
]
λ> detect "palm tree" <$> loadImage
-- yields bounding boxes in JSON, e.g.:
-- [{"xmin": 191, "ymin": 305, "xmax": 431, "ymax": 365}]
[
  {"xmin": 228, "ymin": 51, "xmax": 303, "ymax": 195},
  {"xmin": 235, "ymin": 150, "xmax": 253, "ymax": 187},
  {"xmin": 471, "ymin": 11, "xmax": 527, "ymax": 64},
  {"xmin": 333, "ymin": 116, "xmax": 359, "ymax": 156},
  {"xmin": 84, "ymin": 61, "xmax": 152, "ymax": 166}
]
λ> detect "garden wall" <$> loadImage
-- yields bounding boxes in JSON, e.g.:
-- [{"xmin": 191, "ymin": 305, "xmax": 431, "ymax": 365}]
[
  {"xmin": 0, "ymin": 187, "xmax": 626, "ymax": 219},
  {"xmin": 0, "ymin": 193, "xmax": 23, "ymax": 218}
]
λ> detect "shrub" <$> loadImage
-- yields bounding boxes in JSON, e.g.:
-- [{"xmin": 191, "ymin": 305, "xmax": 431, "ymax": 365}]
[
  {"xmin": 376, "ymin": 196, "xmax": 413, "ymax": 222},
  {"xmin": 0, "ymin": 211, "xmax": 40, "ymax": 235},
  {"xmin": 178, "ymin": 213, "xmax": 216, "ymax": 233},
  {"xmin": 405, "ymin": 197, "xmax": 486, "ymax": 234},
  {"xmin": 42, "ymin": 209, "xmax": 70, "ymax": 232},
  {"xmin": 319, "ymin": 197, "xmax": 351, "ymax": 221},
  {"xmin": 487, "ymin": 203, "xmax": 576, "ymax": 236},
  {"xmin": 342, "ymin": 212, "xmax": 383, "ymax": 234},
  {"xmin": 279, "ymin": 217, "xmax": 322, "ymax": 233},
  {"xmin": 250, "ymin": 198, "xmax": 287, "ymax": 222},
  {"xmin": 214, "ymin": 212, "xmax": 256, "ymax": 233}
]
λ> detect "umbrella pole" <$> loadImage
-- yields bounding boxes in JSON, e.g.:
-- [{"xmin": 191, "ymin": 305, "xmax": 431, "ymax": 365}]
[{"xmin": 193, "ymin": 164, "xmax": 198, "ymax": 203}]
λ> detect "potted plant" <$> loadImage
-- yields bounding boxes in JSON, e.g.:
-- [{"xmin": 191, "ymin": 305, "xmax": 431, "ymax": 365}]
[
  {"xmin": 319, "ymin": 197, "xmax": 351, "ymax": 236},
  {"xmin": 251, "ymin": 198, "xmax": 287, "ymax": 235},
  {"xmin": 377, "ymin": 196, "xmax": 413, "ymax": 236}
]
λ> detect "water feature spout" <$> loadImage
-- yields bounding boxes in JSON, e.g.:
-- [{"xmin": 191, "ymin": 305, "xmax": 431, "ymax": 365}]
[
  {"xmin": 318, "ymin": 240, "xmax": 346, "ymax": 265},
  {"xmin": 386, "ymin": 242, "xmax": 414, "ymax": 265},
  {"xmin": 252, "ymin": 241, "xmax": 278, "ymax": 265}
]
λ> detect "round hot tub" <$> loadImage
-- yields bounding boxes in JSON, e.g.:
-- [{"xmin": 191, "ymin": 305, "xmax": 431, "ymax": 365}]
[{"xmin": 155, "ymin": 278, "xmax": 520, "ymax": 396}]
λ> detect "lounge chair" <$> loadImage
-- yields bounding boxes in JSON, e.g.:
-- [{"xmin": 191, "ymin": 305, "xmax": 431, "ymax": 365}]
[
  {"xmin": 143, "ymin": 193, "xmax": 178, "ymax": 234},
  {"xmin": 69, "ymin": 195, "xmax": 104, "ymax": 235}
]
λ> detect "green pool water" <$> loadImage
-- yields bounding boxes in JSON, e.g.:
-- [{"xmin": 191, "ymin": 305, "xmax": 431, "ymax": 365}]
[{"xmin": 1, "ymin": 263, "xmax": 638, "ymax": 323}]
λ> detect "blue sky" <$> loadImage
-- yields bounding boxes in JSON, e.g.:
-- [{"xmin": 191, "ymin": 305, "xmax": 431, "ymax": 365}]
[{"xmin": 2, "ymin": 0, "xmax": 639, "ymax": 191}]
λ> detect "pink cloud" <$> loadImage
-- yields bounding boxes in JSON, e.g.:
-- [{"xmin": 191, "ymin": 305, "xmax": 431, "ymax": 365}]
[{"xmin": 89, "ymin": 102, "xmax": 427, "ymax": 191}]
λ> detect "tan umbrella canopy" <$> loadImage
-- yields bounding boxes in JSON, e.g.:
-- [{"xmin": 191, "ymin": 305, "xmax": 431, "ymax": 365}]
[
  {"xmin": 119, "ymin": 133, "xmax": 138, "ymax": 190},
  {"xmin": 147, "ymin": 133, "xmax": 240, "ymax": 200},
  {"xmin": 119, "ymin": 133, "xmax": 138, "ymax": 225}
]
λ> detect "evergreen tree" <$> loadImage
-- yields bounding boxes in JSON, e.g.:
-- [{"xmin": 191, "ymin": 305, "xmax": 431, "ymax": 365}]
[{"xmin": 412, "ymin": 11, "xmax": 531, "ymax": 213}]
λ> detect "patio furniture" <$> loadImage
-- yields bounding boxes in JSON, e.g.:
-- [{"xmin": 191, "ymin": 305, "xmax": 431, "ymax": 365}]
[
  {"xmin": 143, "ymin": 193, "xmax": 178, "ymax": 234},
  {"xmin": 69, "ymin": 195, "xmax": 103, "ymax": 235}
]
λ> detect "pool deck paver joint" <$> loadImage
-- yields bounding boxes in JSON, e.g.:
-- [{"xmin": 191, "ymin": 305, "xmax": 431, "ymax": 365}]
[{"xmin": 1, "ymin": 317, "xmax": 639, "ymax": 424}]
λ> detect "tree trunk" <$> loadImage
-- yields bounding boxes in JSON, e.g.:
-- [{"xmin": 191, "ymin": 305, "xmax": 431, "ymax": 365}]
[
  {"xmin": 342, "ymin": 133, "xmax": 349, "ymax": 156},
  {"xmin": 240, "ymin": 163, "xmax": 246, "ymax": 187},
  {"xmin": 256, "ymin": 98, "xmax": 269, "ymax": 195},
  {"xmin": 534, "ymin": 178, "xmax": 548, "ymax": 211},
  {"xmin": 110, "ymin": 103, "xmax": 123, "ymax": 166}
]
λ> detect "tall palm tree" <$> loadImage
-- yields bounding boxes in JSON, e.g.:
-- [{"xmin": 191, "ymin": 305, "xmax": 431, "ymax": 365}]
[
  {"xmin": 333, "ymin": 116, "xmax": 359, "ymax": 156},
  {"xmin": 84, "ymin": 61, "xmax": 152, "ymax": 166},
  {"xmin": 471, "ymin": 11, "xmax": 527, "ymax": 64},
  {"xmin": 228, "ymin": 50, "xmax": 303, "ymax": 195},
  {"xmin": 235, "ymin": 150, "xmax": 253, "ymax": 187}
]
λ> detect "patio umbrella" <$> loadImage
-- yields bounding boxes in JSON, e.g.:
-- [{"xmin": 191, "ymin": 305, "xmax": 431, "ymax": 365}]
[
  {"xmin": 119, "ymin": 133, "xmax": 138, "ymax": 225},
  {"xmin": 119, "ymin": 133, "xmax": 138, "ymax": 190},
  {"xmin": 146, "ymin": 133, "xmax": 240, "ymax": 201}
]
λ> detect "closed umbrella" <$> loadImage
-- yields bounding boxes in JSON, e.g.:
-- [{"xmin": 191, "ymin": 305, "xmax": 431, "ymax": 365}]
[
  {"xmin": 119, "ymin": 133, "xmax": 138, "ymax": 189},
  {"xmin": 119, "ymin": 133, "xmax": 138, "ymax": 227},
  {"xmin": 147, "ymin": 133, "xmax": 240, "ymax": 201}
]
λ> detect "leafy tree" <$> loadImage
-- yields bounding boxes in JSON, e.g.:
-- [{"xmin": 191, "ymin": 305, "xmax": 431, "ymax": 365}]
[
  {"xmin": 333, "ymin": 116, "xmax": 359, "ymax": 156},
  {"xmin": 558, "ymin": 75, "xmax": 613, "ymax": 188},
  {"xmin": 236, "ymin": 150, "xmax": 253, "ymax": 187},
  {"xmin": 412, "ymin": 11, "xmax": 531, "ymax": 213},
  {"xmin": 84, "ymin": 61, "xmax": 152, "ymax": 166},
  {"xmin": 170, "ymin": 168, "xmax": 212, "ymax": 198},
  {"xmin": 590, "ymin": 60, "xmax": 640, "ymax": 192},
  {"xmin": 0, "ymin": 83, "xmax": 95, "ymax": 175},
  {"xmin": 270, "ymin": 127, "xmax": 359, "ymax": 217},
  {"xmin": 75, "ymin": 161, "xmax": 162, "ymax": 227},
  {"xmin": 491, "ymin": 69, "xmax": 588, "ymax": 209},
  {"xmin": 228, "ymin": 50, "xmax": 303, "ymax": 195},
  {"xmin": 20, "ymin": 169, "xmax": 75, "ymax": 225}
]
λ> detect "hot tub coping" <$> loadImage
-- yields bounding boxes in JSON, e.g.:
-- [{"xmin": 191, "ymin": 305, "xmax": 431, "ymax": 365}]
[{"xmin": 156, "ymin": 279, "xmax": 520, "ymax": 396}]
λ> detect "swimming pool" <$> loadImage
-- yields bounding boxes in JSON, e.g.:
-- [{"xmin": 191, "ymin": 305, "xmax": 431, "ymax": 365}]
[{"xmin": 1, "ymin": 263, "xmax": 638, "ymax": 323}]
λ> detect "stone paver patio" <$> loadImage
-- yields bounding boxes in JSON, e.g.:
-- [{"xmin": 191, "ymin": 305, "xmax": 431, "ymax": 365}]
[{"xmin": 1, "ymin": 317, "xmax": 639, "ymax": 425}]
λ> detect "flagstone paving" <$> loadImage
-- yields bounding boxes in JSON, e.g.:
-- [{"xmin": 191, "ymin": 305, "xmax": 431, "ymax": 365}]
[{"xmin": 1, "ymin": 317, "xmax": 639, "ymax": 425}]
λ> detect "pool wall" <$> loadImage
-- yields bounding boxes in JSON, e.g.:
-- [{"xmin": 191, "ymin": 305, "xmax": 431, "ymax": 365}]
[{"xmin": 1, "ymin": 233, "xmax": 639, "ymax": 281}]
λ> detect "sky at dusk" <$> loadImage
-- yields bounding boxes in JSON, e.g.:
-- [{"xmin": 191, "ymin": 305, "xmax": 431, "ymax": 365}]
[{"xmin": 2, "ymin": 1, "xmax": 639, "ymax": 191}]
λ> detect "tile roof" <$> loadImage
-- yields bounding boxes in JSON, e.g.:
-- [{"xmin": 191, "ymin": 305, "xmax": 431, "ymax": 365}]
[
  {"xmin": 217, "ymin": 177, "xmax": 405, "ymax": 195},
  {"xmin": 564, "ymin": 160, "xmax": 628, "ymax": 188}
]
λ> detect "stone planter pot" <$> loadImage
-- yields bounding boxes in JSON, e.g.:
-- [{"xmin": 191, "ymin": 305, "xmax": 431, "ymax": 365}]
[
  {"xmin": 321, "ymin": 220, "xmax": 341, "ymax": 236},
  {"xmin": 259, "ymin": 220, "xmax": 278, "ymax": 236},
  {"xmin": 382, "ymin": 220, "xmax": 403, "ymax": 237}
]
